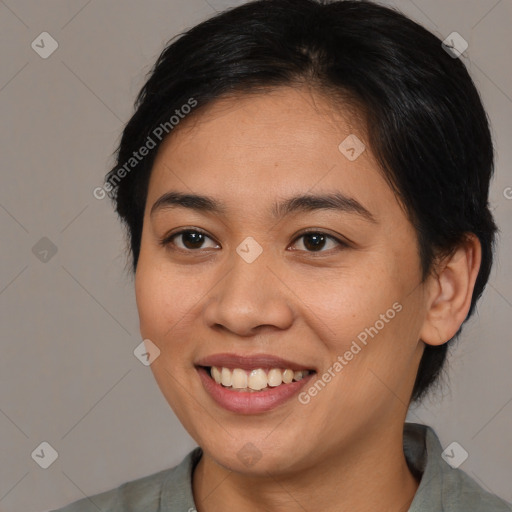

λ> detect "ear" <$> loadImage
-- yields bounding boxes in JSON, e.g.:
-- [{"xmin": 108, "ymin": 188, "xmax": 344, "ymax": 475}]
[{"xmin": 419, "ymin": 234, "xmax": 482, "ymax": 346}]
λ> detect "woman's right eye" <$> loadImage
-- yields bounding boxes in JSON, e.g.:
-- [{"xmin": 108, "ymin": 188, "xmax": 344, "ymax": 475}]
[{"xmin": 160, "ymin": 229, "xmax": 219, "ymax": 251}]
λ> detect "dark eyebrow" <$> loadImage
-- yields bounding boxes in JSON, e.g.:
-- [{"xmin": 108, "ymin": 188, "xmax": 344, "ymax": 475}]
[
  {"xmin": 271, "ymin": 192, "xmax": 376, "ymax": 223},
  {"xmin": 150, "ymin": 191, "xmax": 227, "ymax": 217},
  {"xmin": 150, "ymin": 191, "xmax": 376, "ymax": 223}
]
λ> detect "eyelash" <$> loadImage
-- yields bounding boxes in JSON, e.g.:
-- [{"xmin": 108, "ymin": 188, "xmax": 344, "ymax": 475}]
[{"xmin": 159, "ymin": 228, "xmax": 348, "ymax": 255}]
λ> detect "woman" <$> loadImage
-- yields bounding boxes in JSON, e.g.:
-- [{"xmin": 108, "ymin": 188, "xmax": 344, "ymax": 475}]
[{"xmin": 53, "ymin": 0, "xmax": 511, "ymax": 510}]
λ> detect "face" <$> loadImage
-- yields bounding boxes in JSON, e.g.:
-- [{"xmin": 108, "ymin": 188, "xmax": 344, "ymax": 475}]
[{"xmin": 135, "ymin": 86, "xmax": 429, "ymax": 475}]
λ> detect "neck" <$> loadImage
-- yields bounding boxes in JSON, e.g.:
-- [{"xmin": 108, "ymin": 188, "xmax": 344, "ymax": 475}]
[{"xmin": 192, "ymin": 424, "xmax": 420, "ymax": 512}]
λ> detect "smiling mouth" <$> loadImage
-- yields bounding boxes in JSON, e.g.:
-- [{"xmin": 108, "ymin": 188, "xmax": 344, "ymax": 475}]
[{"xmin": 201, "ymin": 365, "xmax": 315, "ymax": 392}]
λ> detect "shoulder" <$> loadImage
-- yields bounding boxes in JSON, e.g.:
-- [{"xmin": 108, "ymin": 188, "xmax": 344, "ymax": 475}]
[
  {"xmin": 441, "ymin": 464, "xmax": 512, "ymax": 512},
  {"xmin": 405, "ymin": 423, "xmax": 512, "ymax": 512},
  {"xmin": 50, "ymin": 468, "xmax": 169, "ymax": 512},
  {"xmin": 50, "ymin": 447, "xmax": 202, "ymax": 512}
]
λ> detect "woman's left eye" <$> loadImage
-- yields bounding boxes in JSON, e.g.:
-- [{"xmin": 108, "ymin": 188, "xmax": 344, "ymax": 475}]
[
  {"xmin": 291, "ymin": 232, "xmax": 345, "ymax": 253},
  {"xmin": 160, "ymin": 229, "xmax": 345, "ymax": 254}
]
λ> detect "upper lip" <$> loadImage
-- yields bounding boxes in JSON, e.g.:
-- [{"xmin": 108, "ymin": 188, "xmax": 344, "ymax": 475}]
[{"xmin": 195, "ymin": 353, "xmax": 316, "ymax": 372}]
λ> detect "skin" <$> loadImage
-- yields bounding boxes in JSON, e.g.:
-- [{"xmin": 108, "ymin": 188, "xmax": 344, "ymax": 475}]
[{"xmin": 135, "ymin": 85, "xmax": 481, "ymax": 512}]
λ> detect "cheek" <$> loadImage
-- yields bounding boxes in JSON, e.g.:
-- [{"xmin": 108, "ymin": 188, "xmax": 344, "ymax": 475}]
[
  {"xmin": 135, "ymin": 254, "xmax": 196, "ymax": 337},
  {"xmin": 134, "ymin": 255, "xmax": 215, "ymax": 377},
  {"xmin": 295, "ymin": 263, "xmax": 400, "ymax": 335},
  {"xmin": 135, "ymin": 265, "xmax": 168, "ymax": 339},
  {"xmin": 325, "ymin": 292, "xmax": 423, "ymax": 407},
  {"xmin": 296, "ymin": 258, "xmax": 420, "ymax": 382}
]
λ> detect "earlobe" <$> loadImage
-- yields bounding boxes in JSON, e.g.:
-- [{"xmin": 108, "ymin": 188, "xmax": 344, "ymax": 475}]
[{"xmin": 419, "ymin": 234, "xmax": 482, "ymax": 347}]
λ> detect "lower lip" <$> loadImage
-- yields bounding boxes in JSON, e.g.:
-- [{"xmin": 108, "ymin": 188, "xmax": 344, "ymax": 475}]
[{"xmin": 197, "ymin": 366, "xmax": 315, "ymax": 414}]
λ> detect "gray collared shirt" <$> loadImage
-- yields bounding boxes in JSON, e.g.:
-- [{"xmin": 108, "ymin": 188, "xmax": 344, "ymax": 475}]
[{"xmin": 52, "ymin": 423, "xmax": 512, "ymax": 511}]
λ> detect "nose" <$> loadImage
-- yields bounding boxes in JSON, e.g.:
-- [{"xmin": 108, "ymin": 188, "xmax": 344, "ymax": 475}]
[{"xmin": 202, "ymin": 251, "xmax": 295, "ymax": 337}]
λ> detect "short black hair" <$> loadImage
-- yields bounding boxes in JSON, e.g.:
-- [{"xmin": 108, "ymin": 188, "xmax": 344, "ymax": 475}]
[{"xmin": 105, "ymin": 0, "xmax": 497, "ymax": 403}]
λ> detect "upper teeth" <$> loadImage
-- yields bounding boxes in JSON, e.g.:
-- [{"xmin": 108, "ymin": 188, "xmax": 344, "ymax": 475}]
[{"xmin": 210, "ymin": 366, "xmax": 310, "ymax": 391}]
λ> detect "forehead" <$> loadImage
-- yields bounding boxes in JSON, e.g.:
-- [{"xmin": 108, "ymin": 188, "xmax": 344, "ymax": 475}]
[
  {"xmin": 146, "ymin": 86, "xmax": 396, "ymax": 219},
  {"xmin": 157, "ymin": 86, "xmax": 365, "ymax": 161}
]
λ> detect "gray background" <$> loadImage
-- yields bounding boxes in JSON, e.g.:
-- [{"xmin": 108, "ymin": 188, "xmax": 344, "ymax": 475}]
[{"xmin": 0, "ymin": 0, "xmax": 511, "ymax": 510}]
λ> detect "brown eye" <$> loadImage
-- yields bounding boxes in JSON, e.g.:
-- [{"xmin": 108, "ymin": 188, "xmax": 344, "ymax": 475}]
[
  {"xmin": 291, "ymin": 232, "xmax": 345, "ymax": 253},
  {"xmin": 162, "ymin": 229, "xmax": 219, "ymax": 251}
]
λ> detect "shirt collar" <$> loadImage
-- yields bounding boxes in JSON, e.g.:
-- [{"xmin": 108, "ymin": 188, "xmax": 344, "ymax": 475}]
[{"xmin": 404, "ymin": 422, "xmax": 444, "ymax": 511}]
